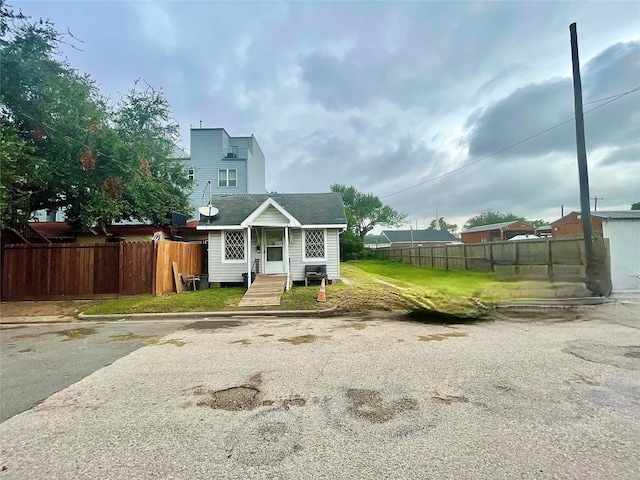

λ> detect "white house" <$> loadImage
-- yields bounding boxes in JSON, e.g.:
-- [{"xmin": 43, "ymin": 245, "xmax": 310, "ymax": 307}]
[{"xmin": 196, "ymin": 193, "xmax": 347, "ymax": 288}]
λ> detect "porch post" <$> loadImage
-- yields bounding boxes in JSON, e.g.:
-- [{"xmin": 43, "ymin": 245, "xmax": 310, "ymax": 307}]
[
  {"xmin": 284, "ymin": 226, "xmax": 290, "ymax": 291},
  {"xmin": 247, "ymin": 226, "xmax": 252, "ymax": 288}
]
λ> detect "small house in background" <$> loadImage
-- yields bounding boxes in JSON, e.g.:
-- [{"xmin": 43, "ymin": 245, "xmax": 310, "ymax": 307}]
[
  {"xmin": 363, "ymin": 234, "xmax": 392, "ymax": 249},
  {"xmin": 460, "ymin": 221, "xmax": 535, "ymax": 244},
  {"xmin": 381, "ymin": 229, "xmax": 458, "ymax": 247}
]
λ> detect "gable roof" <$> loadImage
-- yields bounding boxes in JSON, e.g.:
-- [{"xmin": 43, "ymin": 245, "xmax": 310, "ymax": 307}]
[
  {"xmin": 197, "ymin": 193, "xmax": 347, "ymax": 228},
  {"xmin": 591, "ymin": 210, "xmax": 640, "ymax": 220},
  {"xmin": 462, "ymin": 221, "xmax": 531, "ymax": 234},
  {"xmin": 382, "ymin": 229, "xmax": 458, "ymax": 243}
]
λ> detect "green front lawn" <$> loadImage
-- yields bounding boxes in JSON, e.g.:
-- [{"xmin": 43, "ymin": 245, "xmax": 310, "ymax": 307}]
[{"xmin": 83, "ymin": 260, "xmax": 524, "ymax": 317}]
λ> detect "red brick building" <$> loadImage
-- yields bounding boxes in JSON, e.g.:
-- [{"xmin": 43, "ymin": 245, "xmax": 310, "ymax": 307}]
[{"xmin": 550, "ymin": 212, "xmax": 604, "ymax": 237}]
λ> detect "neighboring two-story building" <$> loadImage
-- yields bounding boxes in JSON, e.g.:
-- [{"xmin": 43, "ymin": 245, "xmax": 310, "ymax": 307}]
[{"xmin": 184, "ymin": 127, "xmax": 266, "ymax": 216}]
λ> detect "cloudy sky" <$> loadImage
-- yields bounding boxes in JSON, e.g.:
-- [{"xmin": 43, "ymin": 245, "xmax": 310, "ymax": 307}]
[{"xmin": 13, "ymin": 0, "xmax": 640, "ymax": 230}]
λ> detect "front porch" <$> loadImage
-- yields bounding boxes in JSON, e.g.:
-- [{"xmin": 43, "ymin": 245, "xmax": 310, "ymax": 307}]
[{"xmin": 238, "ymin": 274, "xmax": 288, "ymax": 307}]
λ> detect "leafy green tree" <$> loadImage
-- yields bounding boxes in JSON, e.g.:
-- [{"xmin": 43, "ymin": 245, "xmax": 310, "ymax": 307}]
[
  {"xmin": 331, "ymin": 184, "xmax": 406, "ymax": 238},
  {"xmin": 632, "ymin": 202, "xmax": 640, "ymax": 210},
  {"xmin": 463, "ymin": 209, "xmax": 548, "ymax": 231},
  {"xmin": 0, "ymin": 10, "xmax": 191, "ymax": 230},
  {"xmin": 428, "ymin": 217, "xmax": 458, "ymax": 235},
  {"xmin": 338, "ymin": 230, "xmax": 372, "ymax": 261},
  {"xmin": 0, "ymin": 127, "xmax": 41, "ymax": 227},
  {"xmin": 463, "ymin": 210, "xmax": 526, "ymax": 230}
]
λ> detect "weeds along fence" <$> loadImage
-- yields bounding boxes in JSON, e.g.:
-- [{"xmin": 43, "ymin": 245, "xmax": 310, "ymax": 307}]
[
  {"xmin": 1, "ymin": 240, "xmax": 205, "ymax": 300},
  {"xmin": 373, "ymin": 237, "xmax": 610, "ymax": 282}
]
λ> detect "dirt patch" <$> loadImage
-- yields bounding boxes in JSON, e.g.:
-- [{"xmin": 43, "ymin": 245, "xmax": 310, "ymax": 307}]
[
  {"xmin": 1, "ymin": 300, "xmax": 101, "ymax": 318},
  {"xmin": 337, "ymin": 322, "xmax": 367, "ymax": 330},
  {"xmin": 13, "ymin": 327, "xmax": 97, "ymax": 341},
  {"xmin": 258, "ymin": 333, "xmax": 274, "ymax": 337},
  {"xmin": 232, "ymin": 339, "xmax": 251, "ymax": 346},
  {"xmin": 345, "ymin": 388, "xmax": 418, "ymax": 424},
  {"xmin": 183, "ymin": 320, "xmax": 241, "ymax": 331},
  {"xmin": 418, "ymin": 332, "xmax": 468, "ymax": 342},
  {"xmin": 278, "ymin": 334, "xmax": 327, "ymax": 345},
  {"xmin": 109, "ymin": 333, "xmax": 184, "ymax": 347}
]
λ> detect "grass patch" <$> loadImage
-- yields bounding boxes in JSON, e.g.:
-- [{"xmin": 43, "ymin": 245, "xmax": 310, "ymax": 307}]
[
  {"xmin": 80, "ymin": 260, "xmax": 542, "ymax": 317},
  {"xmin": 83, "ymin": 288, "xmax": 245, "ymax": 315}
]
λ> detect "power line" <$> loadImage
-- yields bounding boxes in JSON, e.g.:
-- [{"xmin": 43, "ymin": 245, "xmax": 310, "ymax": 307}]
[{"xmin": 381, "ymin": 86, "xmax": 640, "ymax": 199}]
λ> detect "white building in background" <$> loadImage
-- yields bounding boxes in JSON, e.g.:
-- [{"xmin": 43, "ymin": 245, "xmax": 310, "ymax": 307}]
[
  {"xmin": 183, "ymin": 127, "xmax": 266, "ymax": 218},
  {"xmin": 592, "ymin": 211, "xmax": 640, "ymax": 295}
]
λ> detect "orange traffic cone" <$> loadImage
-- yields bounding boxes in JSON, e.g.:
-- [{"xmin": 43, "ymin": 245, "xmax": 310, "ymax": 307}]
[{"xmin": 316, "ymin": 278, "xmax": 327, "ymax": 303}]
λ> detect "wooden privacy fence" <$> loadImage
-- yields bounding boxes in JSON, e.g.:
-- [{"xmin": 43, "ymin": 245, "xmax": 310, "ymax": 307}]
[
  {"xmin": 155, "ymin": 241, "xmax": 205, "ymax": 295},
  {"xmin": 1, "ymin": 240, "xmax": 205, "ymax": 300},
  {"xmin": 374, "ymin": 237, "xmax": 610, "ymax": 282}
]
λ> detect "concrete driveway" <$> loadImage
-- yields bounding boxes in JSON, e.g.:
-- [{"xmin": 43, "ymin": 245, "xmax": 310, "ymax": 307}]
[{"xmin": 1, "ymin": 305, "xmax": 639, "ymax": 479}]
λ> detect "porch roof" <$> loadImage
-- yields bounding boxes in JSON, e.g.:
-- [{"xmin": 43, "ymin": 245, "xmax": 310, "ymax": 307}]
[{"xmin": 197, "ymin": 193, "xmax": 348, "ymax": 229}]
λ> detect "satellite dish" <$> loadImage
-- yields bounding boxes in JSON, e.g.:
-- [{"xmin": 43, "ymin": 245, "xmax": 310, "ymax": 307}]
[{"xmin": 198, "ymin": 205, "xmax": 219, "ymax": 217}]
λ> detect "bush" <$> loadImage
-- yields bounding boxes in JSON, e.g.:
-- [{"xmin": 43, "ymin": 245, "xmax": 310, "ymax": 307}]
[{"xmin": 340, "ymin": 230, "xmax": 374, "ymax": 261}]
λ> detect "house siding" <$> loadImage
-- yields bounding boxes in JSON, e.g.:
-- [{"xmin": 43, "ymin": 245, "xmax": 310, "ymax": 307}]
[
  {"xmin": 602, "ymin": 219, "xmax": 640, "ymax": 292},
  {"xmin": 188, "ymin": 129, "xmax": 252, "ymax": 215},
  {"xmin": 254, "ymin": 206, "xmax": 289, "ymax": 225},
  {"xmin": 208, "ymin": 231, "xmax": 248, "ymax": 283},
  {"xmin": 289, "ymin": 228, "xmax": 340, "ymax": 282},
  {"xmin": 247, "ymin": 135, "xmax": 266, "ymax": 194},
  {"xmin": 551, "ymin": 212, "xmax": 603, "ymax": 237}
]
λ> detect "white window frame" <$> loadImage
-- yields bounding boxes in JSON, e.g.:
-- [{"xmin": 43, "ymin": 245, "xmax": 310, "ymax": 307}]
[
  {"xmin": 222, "ymin": 229, "xmax": 245, "ymax": 263},
  {"xmin": 218, "ymin": 168, "xmax": 237, "ymax": 188},
  {"xmin": 302, "ymin": 228, "xmax": 327, "ymax": 261}
]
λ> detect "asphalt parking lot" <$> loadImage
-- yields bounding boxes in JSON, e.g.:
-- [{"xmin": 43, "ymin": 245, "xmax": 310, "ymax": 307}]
[{"xmin": 1, "ymin": 305, "xmax": 639, "ymax": 479}]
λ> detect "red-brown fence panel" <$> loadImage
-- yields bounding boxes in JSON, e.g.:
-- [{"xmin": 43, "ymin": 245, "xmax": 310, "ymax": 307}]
[{"xmin": 1, "ymin": 241, "xmax": 155, "ymax": 300}]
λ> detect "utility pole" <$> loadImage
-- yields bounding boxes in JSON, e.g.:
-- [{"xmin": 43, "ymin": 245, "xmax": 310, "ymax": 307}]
[
  {"xmin": 591, "ymin": 196, "xmax": 603, "ymax": 211},
  {"xmin": 570, "ymin": 23, "xmax": 599, "ymax": 295}
]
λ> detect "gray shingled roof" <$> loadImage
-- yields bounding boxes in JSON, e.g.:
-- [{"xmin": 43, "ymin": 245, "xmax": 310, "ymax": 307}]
[
  {"xmin": 462, "ymin": 221, "xmax": 529, "ymax": 233},
  {"xmin": 197, "ymin": 193, "xmax": 347, "ymax": 227},
  {"xmin": 591, "ymin": 210, "xmax": 640, "ymax": 220},
  {"xmin": 382, "ymin": 229, "xmax": 458, "ymax": 242}
]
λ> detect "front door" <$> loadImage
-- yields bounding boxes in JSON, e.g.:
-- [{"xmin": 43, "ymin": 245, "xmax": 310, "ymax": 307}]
[{"xmin": 264, "ymin": 229, "xmax": 284, "ymax": 274}]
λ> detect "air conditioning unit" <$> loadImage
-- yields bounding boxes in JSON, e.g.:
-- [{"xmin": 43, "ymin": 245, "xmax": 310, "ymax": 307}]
[{"xmin": 226, "ymin": 152, "xmax": 237, "ymax": 158}]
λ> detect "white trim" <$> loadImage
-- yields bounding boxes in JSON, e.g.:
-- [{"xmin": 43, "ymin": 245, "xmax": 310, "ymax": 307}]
[
  {"xmin": 301, "ymin": 224, "xmax": 348, "ymax": 229},
  {"xmin": 241, "ymin": 198, "xmax": 301, "ymax": 228},
  {"xmin": 218, "ymin": 168, "xmax": 237, "ymax": 188},
  {"xmin": 221, "ymin": 229, "xmax": 246, "ymax": 264},
  {"xmin": 197, "ymin": 225, "xmax": 242, "ymax": 231},
  {"xmin": 247, "ymin": 227, "xmax": 252, "ymax": 287},
  {"xmin": 302, "ymin": 228, "xmax": 327, "ymax": 262}
]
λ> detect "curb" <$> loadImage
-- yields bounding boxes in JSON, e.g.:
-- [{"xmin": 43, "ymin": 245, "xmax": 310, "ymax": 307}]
[
  {"xmin": 77, "ymin": 306, "xmax": 339, "ymax": 322},
  {"xmin": 495, "ymin": 297, "xmax": 612, "ymax": 309}
]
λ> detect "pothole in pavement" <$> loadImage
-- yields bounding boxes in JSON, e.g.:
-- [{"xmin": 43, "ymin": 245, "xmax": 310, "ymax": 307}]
[
  {"xmin": 563, "ymin": 341, "xmax": 640, "ymax": 371},
  {"xmin": 190, "ymin": 372, "xmax": 308, "ymax": 412}
]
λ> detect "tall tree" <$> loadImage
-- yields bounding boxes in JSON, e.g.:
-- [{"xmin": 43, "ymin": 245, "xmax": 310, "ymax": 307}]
[
  {"xmin": 463, "ymin": 209, "xmax": 549, "ymax": 231},
  {"xmin": 632, "ymin": 202, "xmax": 640, "ymax": 210},
  {"xmin": 0, "ymin": 8, "xmax": 191, "ymax": 229},
  {"xmin": 331, "ymin": 184, "xmax": 406, "ymax": 238},
  {"xmin": 428, "ymin": 217, "xmax": 458, "ymax": 234},
  {"xmin": 463, "ymin": 210, "xmax": 526, "ymax": 230}
]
